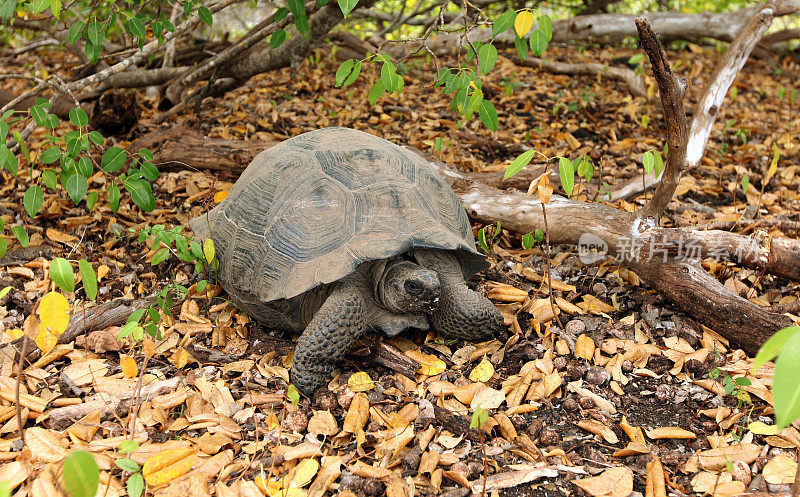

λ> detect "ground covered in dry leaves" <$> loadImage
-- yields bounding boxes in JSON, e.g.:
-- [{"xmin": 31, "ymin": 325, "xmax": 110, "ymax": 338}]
[{"xmin": 1, "ymin": 42, "xmax": 800, "ymax": 497}]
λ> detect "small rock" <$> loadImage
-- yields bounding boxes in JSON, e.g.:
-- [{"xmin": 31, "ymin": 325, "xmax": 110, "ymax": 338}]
[
  {"xmin": 562, "ymin": 397, "xmax": 579, "ymax": 412},
  {"xmin": 526, "ymin": 418, "xmax": 543, "ymax": 439},
  {"xmin": 363, "ymin": 478, "xmax": 385, "ymax": 497},
  {"xmin": 565, "ymin": 319, "xmax": 586, "ymax": 335},
  {"xmin": 402, "ymin": 446, "xmax": 422, "ymax": 473},
  {"xmin": 312, "ymin": 389, "xmax": 338, "ymax": 411},
  {"xmin": 585, "ymin": 366, "xmax": 610, "ymax": 385},
  {"xmin": 553, "ymin": 355, "xmax": 567, "ymax": 370},
  {"xmin": 730, "ymin": 460, "xmax": 752, "ymax": 486},
  {"xmin": 578, "ymin": 396, "xmax": 595, "ymax": 409},
  {"xmin": 539, "ymin": 429, "xmax": 560, "ymax": 446},
  {"xmin": 281, "ymin": 410, "xmax": 308, "ymax": 433},
  {"xmin": 655, "ymin": 384, "xmax": 673, "ymax": 402},
  {"xmin": 592, "ymin": 282, "xmax": 608, "ymax": 294}
]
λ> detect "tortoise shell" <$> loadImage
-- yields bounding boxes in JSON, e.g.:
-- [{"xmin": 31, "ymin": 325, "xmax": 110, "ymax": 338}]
[{"xmin": 189, "ymin": 127, "xmax": 486, "ymax": 317}]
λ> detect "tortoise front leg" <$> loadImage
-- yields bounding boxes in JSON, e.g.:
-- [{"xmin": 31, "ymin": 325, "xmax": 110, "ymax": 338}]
[
  {"xmin": 415, "ymin": 249, "xmax": 503, "ymax": 340},
  {"xmin": 290, "ymin": 282, "xmax": 369, "ymax": 395}
]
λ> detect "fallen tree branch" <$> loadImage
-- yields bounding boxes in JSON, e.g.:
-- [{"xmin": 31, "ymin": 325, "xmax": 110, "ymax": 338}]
[{"xmin": 516, "ymin": 56, "xmax": 647, "ymax": 99}]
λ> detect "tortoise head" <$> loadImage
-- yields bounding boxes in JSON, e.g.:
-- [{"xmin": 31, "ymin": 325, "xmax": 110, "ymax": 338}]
[{"xmin": 378, "ymin": 260, "xmax": 441, "ymax": 315}]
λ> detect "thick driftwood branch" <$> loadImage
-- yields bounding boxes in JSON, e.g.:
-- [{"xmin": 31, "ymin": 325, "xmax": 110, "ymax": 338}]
[
  {"xmin": 686, "ymin": 2, "xmax": 778, "ymax": 167},
  {"xmin": 47, "ymin": 377, "xmax": 181, "ymax": 430},
  {"xmin": 516, "ymin": 56, "xmax": 647, "ymax": 99},
  {"xmin": 609, "ymin": 1, "xmax": 784, "ymax": 202},
  {"xmin": 635, "ymin": 18, "xmax": 687, "ymax": 221}
]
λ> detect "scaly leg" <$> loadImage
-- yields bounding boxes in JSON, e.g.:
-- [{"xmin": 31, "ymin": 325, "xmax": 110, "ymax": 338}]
[{"xmin": 290, "ymin": 281, "xmax": 369, "ymax": 395}]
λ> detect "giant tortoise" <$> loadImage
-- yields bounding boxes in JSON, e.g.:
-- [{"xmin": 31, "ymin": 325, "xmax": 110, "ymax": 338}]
[{"xmin": 189, "ymin": 127, "xmax": 502, "ymax": 394}]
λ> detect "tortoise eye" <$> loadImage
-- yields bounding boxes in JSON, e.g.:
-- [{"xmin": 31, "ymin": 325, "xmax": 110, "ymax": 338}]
[{"xmin": 404, "ymin": 280, "xmax": 423, "ymax": 295}]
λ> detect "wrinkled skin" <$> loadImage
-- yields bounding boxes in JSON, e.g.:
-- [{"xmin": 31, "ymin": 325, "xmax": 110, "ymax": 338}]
[{"xmin": 290, "ymin": 249, "xmax": 503, "ymax": 395}]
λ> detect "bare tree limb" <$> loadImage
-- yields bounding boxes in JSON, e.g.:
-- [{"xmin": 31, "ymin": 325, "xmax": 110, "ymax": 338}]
[{"xmin": 516, "ymin": 55, "xmax": 647, "ymax": 99}]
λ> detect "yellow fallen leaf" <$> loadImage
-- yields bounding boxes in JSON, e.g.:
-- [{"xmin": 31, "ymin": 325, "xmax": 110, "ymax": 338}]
[
  {"xmin": 35, "ymin": 329, "xmax": 58, "ymax": 355},
  {"xmin": 121, "ymin": 356, "xmax": 139, "ymax": 378},
  {"xmin": 762, "ymin": 454, "xmax": 797, "ymax": 484},
  {"xmin": 289, "ymin": 458, "xmax": 319, "ymax": 488},
  {"xmin": 469, "ymin": 357, "xmax": 494, "ymax": 382},
  {"xmin": 38, "ymin": 292, "xmax": 70, "ymax": 335},
  {"xmin": 348, "ymin": 372, "xmax": 375, "ymax": 392},
  {"xmin": 514, "ymin": 11, "xmax": 534, "ymax": 38},
  {"xmin": 748, "ymin": 421, "xmax": 781, "ymax": 435},
  {"xmin": 213, "ymin": 190, "xmax": 229, "ymax": 202},
  {"xmin": 405, "ymin": 350, "xmax": 446, "ymax": 376},
  {"xmin": 142, "ymin": 448, "xmax": 196, "ymax": 486},
  {"xmin": 5, "ymin": 328, "xmax": 23, "ymax": 340}
]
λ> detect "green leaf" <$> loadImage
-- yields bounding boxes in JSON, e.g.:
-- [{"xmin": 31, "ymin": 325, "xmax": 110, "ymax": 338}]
[
  {"xmin": 151, "ymin": 247, "xmax": 170, "ymax": 265},
  {"xmin": 119, "ymin": 440, "xmax": 139, "ymax": 454},
  {"xmin": 23, "ymin": 185, "xmax": 44, "ymax": 218},
  {"xmin": 535, "ymin": 229, "xmax": 543, "ymax": 243},
  {"xmin": 86, "ymin": 22, "xmax": 103, "ymax": 45},
  {"xmin": 41, "ymin": 146, "xmax": 61, "ymax": 164},
  {"xmin": 128, "ymin": 17, "xmax": 146, "ymax": 40},
  {"xmin": 381, "ymin": 62, "xmax": 398, "ymax": 93},
  {"xmin": 337, "ymin": 0, "xmax": 357, "ymax": 18},
  {"xmin": 522, "ymin": 233, "xmax": 535, "ymax": 249},
  {"xmin": 773, "ymin": 331, "xmax": 800, "ymax": 427},
  {"xmin": 274, "ymin": 6, "xmax": 289, "ymax": 21},
  {"xmin": 62, "ymin": 451, "xmax": 99, "ymax": 497},
  {"xmin": 69, "ymin": 108, "xmax": 89, "ymax": 128},
  {"xmin": 529, "ymin": 28, "xmax": 548, "ymax": 57},
  {"xmin": 287, "ymin": 384, "xmax": 300, "ymax": 405},
  {"xmin": 559, "ymin": 157, "xmax": 575, "ymax": 197},
  {"xmin": 84, "ymin": 41, "xmax": 100, "ymax": 64},
  {"xmin": 493, "ymin": 10, "xmax": 515, "ymax": 37},
  {"xmin": 108, "ymin": 182, "xmax": 120, "ymax": 213},
  {"xmin": 101, "ymin": 147, "xmax": 127, "ymax": 172},
  {"xmin": 65, "ymin": 174, "xmax": 88, "ymax": 204},
  {"xmin": 77, "ymin": 156, "xmax": 93, "ymax": 177},
  {"xmin": 504, "ymin": 150, "xmax": 535, "ymax": 179},
  {"xmin": 42, "ymin": 169, "xmax": 58, "ymax": 190},
  {"xmin": 653, "ymin": 151, "xmax": 664, "ymax": 177},
  {"xmin": 32, "ymin": 0, "xmax": 50, "ymax": 14},
  {"xmin": 88, "ymin": 130, "xmax": 104, "ymax": 146},
  {"xmin": 50, "ymin": 0, "xmax": 60, "ymax": 16},
  {"xmin": 269, "ymin": 29, "xmax": 286, "ymax": 48},
  {"xmin": 126, "ymin": 470, "xmax": 143, "ymax": 497},
  {"xmin": 50, "ymin": 257, "xmax": 75, "ymax": 292},
  {"xmin": 642, "ymin": 151, "xmax": 655, "ymax": 173},
  {"xmin": 0, "ymin": 145, "xmax": 17, "ymax": 175},
  {"xmin": 0, "ymin": 286, "xmax": 10, "ymax": 299},
  {"xmin": 114, "ymin": 458, "xmax": 140, "ymax": 473},
  {"xmin": 288, "ymin": 0, "xmax": 309, "ymax": 38},
  {"xmin": 30, "ymin": 105, "xmax": 49, "ymax": 127},
  {"xmin": 466, "ymin": 88, "xmax": 483, "ymax": 114},
  {"xmin": 477, "ymin": 226, "xmax": 489, "ymax": 253},
  {"xmin": 65, "ymin": 138, "xmax": 82, "ymax": 158},
  {"xmin": 124, "ymin": 178, "xmax": 155, "ymax": 212},
  {"xmin": 368, "ymin": 80, "xmax": 386, "ymax": 106},
  {"xmin": 0, "ymin": 238, "xmax": 6, "ymax": 258},
  {"xmin": 335, "ymin": 59, "xmax": 361, "ymax": 87},
  {"xmin": 741, "ymin": 174, "xmax": 749, "ymax": 193},
  {"xmin": 67, "ymin": 20, "xmax": 85, "ymax": 46},
  {"xmin": 78, "ymin": 259, "xmax": 97, "ymax": 300},
  {"xmin": 11, "ymin": 225, "xmax": 28, "ymax": 247},
  {"xmin": 197, "ymin": 6, "xmax": 212, "ymax": 26},
  {"xmin": 478, "ymin": 99, "xmax": 498, "ymax": 132},
  {"xmin": 478, "ymin": 44, "xmax": 497, "ymax": 76},
  {"xmin": 141, "ymin": 162, "xmax": 158, "ymax": 181},
  {"xmin": 752, "ymin": 326, "xmax": 800, "ymax": 373},
  {"xmin": 85, "ymin": 191, "xmax": 99, "ymax": 212},
  {"xmin": 539, "ymin": 14, "xmax": 553, "ymax": 42},
  {"xmin": 514, "ymin": 36, "xmax": 528, "ymax": 61}
]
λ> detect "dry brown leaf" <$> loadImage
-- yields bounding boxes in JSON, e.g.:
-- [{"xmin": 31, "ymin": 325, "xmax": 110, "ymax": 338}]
[
  {"xmin": 577, "ymin": 419, "xmax": 619, "ymax": 444},
  {"xmin": 646, "ymin": 427, "xmax": 697, "ymax": 440},
  {"xmin": 26, "ymin": 426, "xmax": 68, "ymax": 462},
  {"xmin": 697, "ymin": 443, "xmax": 761, "ymax": 470},
  {"xmin": 405, "ymin": 350, "xmax": 446, "ymax": 375},
  {"xmin": 573, "ymin": 466, "xmax": 633, "ymax": 497},
  {"xmin": 308, "ymin": 410, "xmax": 338, "ymax": 437},
  {"xmin": 575, "ymin": 334, "xmax": 596, "ymax": 360},
  {"xmin": 342, "ymin": 393, "xmax": 369, "ymax": 434},
  {"xmin": 470, "ymin": 386, "xmax": 505, "ymax": 410}
]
